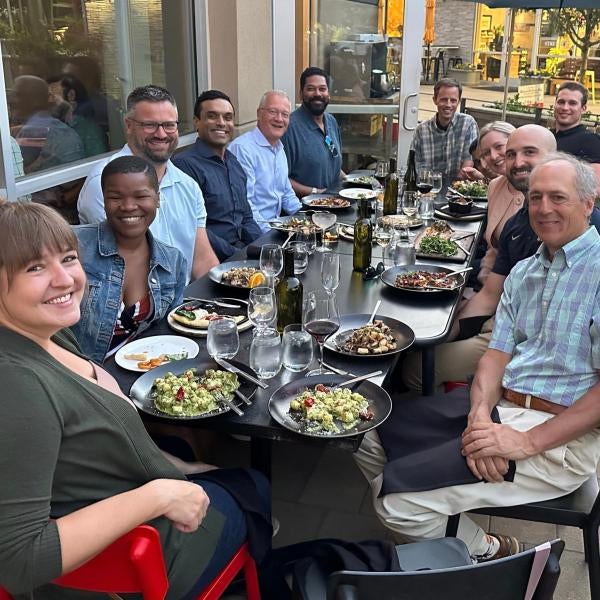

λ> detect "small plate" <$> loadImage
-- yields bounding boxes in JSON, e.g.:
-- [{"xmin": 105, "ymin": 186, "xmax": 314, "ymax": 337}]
[
  {"xmin": 325, "ymin": 313, "xmax": 415, "ymax": 358},
  {"xmin": 167, "ymin": 298, "xmax": 253, "ymax": 337},
  {"xmin": 343, "ymin": 174, "xmax": 378, "ymax": 189},
  {"xmin": 338, "ymin": 188, "xmax": 378, "ymax": 201},
  {"xmin": 268, "ymin": 215, "xmax": 316, "ymax": 232},
  {"xmin": 129, "ymin": 358, "xmax": 257, "ymax": 420},
  {"xmin": 115, "ymin": 335, "xmax": 200, "ymax": 372},
  {"xmin": 380, "ymin": 264, "xmax": 466, "ymax": 294},
  {"xmin": 302, "ymin": 194, "xmax": 354, "ymax": 211},
  {"xmin": 208, "ymin": 260, "xmax": 261, "ymax": 289},
  {"xmin": 268, "ymin": 374, "xmax": 391, "ymax": 438}
]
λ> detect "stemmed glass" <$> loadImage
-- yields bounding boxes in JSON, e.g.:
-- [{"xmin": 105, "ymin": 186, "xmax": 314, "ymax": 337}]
[
  {"xmin": 321, "ymin": 253, "xmax": 340, "ymax": 297},
  {"xmin": 417, "ymin": 169, "xmax": 435, "ymax": 221},
  {"xmin": 207, "ymin": 317, "xmax": 239, "ymax": 359},
  {"xmin": 312, "ymin": 211, "xmax": 337, "ymax": 253},
  {"xmin": 374, "ymin": 159, "xmax": 389, "ymax": 188},
  {"xmin": 417, "ymin": 168, "xmax": 433, "ymax": 196},
  {"xmin": 375, "ymin": 217, "xmax": 393, "ymax": 267},
  {"xmin": 260, "ymin": 243, "xmax": 283, "ymax": 287},
  {"xmin": 303, "ymin": 290, "xmax": 340, "ymax": 377},
  {"xmin": 402, "ymin": 190, "xmax": 419, "ymax": 240},
  {"xmin": 248, "ymin": 286, "xmax": 276, "ymax": 332}
]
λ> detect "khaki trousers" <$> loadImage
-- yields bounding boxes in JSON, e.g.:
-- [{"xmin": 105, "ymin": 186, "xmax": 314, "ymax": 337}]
[{"xmin": 354, "ymin": 401, "xmax": 600, "ymax": 556}]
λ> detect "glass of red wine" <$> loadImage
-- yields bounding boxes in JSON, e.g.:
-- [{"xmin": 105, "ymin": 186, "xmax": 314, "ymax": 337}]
[
  {"xmin": 374, "ymin": 160, "xmax": 389, "ymax": 188},
  {"xmin": 303, "ymin": 290, "xmax": 340, "ymax": 376},
  {"xmin": 417, "ymin": 168, "xmax": 433, "ymax": 195}
]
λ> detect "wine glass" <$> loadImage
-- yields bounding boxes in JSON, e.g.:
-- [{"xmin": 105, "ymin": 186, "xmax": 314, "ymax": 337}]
[
  {"xmin": 374, "ymin": 159, "xmax": 389, "ymax": 188},
  {"xmin": 248, "ymin": 286, "xmax": 276, "ymax": 332},
  {"xmin": 417, "ymin": 168, "xmax": 434, "ymax": 196},
  {"xmin": 303, "ymin": 290, "xmax": 340, "ymax": 377},
  {"xmin": 296, "ymin": 227, "xmax": 316, "ymax": 255},
  {"xmin": 431, "ymin": 170, "xmax": 443, "ymax": 196},
  {"xmin": 312, "ymin": 211, "xmax": 337, "ymax": 254},
  {"xmin": 207, "ymin": 317, "xmax": 239, "ymax": 360},
  {"xmin": 259, "ymin": 243, "xmax": 283, "ymax": 287},
  {"xmin": 375, "ymin": 217, "xmax": 393, "ymax": 266},
  {"xmin": 402, "ymin": 191, "xmax": 419, "ymax": 239},
  {"xmin": 320, "ymin": 253, "xmax": 340, "ymax": 297}
]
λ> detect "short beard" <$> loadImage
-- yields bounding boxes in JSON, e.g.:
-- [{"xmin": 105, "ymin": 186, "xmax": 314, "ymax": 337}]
[
  {"xmin": 303, "ymin": 98, "xmax": 328, "ymax": 116},
  {"xmin": 507, "ymin": 172, "xmax": 531, "ymax": 193},
  {"xmin": 140, "ymin": 141, "xmax": 176, "ymax": 164}
]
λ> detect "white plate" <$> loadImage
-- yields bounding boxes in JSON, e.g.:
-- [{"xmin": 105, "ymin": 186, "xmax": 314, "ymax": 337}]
[
  {"xmin": 115, "ymin": 335, "xmax": 200, "ymax": 372},
  {"xmin": 338, "ymin": 188, "xmax": 378, "ymax": 200}
]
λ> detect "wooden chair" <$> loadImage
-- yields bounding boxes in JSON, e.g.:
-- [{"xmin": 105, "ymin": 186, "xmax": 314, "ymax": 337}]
[{"xmin": 0, "ymin": 525, "xmax": 260, "ymax": 600}]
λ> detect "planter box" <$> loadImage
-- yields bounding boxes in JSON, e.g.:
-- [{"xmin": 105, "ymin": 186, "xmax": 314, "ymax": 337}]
[
  {"xmin": 447, "ymin": 67, "xmax": 481, "ymax": 86},
  {"xmin": 464, "ymin": 105, "xmax": 549, "ymax": 129}
]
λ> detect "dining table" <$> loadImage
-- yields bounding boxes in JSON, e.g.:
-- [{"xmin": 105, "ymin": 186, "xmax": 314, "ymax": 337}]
[{"xmin": 104, "ymin": 189, "xmax": 485, "ymax": 478}]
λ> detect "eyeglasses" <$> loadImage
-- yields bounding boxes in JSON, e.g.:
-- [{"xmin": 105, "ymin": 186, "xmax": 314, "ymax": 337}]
[
  {"xmin": 261, "ymin": 108, "xmax": 290, "ymax": 119},
  {"xmin": 324, "ymin": 134, "xmax": 339, "ymax": 158},
  {"xmin": 128, "ymin": 119, "xmax": 179, "ymax": 134}
]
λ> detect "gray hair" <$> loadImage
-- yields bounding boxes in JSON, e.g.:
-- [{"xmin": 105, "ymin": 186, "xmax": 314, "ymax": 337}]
[
  {"xmin": 258, "ymin": 90, "xmax": 290, "ymax": 109},
  {"xmin": 479, "ymin": 120, "xmax": 515, "ymax": 144},
  {"xmin": 531, "ymin": 151, "xmax": 597, "ymax": 203}
]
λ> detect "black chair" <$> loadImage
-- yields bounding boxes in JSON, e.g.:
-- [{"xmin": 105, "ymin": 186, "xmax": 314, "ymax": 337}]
[
  {"xmin": 447, "ymin": 57, "xmax": 463, "ymax": 70},
  {"xmin": 446, "ymin": 477, "xmax": 600, "ymax": 600},
  {"xmin": 293, "ymin": 538, "xmax": 564, "ymax": 600}
]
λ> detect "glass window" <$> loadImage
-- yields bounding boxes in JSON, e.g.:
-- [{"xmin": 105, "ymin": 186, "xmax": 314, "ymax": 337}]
[{"xmin": 2, "ymin": 0, "xmax": 196, "ymax": 178}]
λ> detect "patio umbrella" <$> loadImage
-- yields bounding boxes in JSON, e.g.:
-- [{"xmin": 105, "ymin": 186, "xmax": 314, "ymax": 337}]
[{"xmin": 458, "ymin": 0, "xmax": 599, "ymax": 119}]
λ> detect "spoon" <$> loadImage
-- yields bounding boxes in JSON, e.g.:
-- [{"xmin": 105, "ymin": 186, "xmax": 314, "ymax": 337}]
[
  {"xmin": 439, "ymin": 266, "xmax": 473, "ymax": 281},
  {"xmin": 368, "ymin": 300, "xmax": 382, "ymax": 325}
]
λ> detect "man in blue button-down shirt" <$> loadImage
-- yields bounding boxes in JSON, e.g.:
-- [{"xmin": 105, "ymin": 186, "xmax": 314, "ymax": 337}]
[
  {"xmin": 173, "ymin": 90, "xmax": 262, "ymax": 261},
  {"xmin": 356, "ymin": 153, "xmax": 600, "ymax": 563},
  {"xmin": 229, "ymin": 91, "xmax": 301, "ymax": 232}
]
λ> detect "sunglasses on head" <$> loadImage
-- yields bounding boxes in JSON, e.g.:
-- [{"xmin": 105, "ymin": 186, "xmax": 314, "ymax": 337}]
[{"xmin": 324, "ymin": 134, "xmax": 339, "ymax": 158}]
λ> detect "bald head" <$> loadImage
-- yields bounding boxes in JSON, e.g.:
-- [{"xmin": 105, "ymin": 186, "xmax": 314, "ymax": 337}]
[
  {"xmin": 11, "ymin": 76, "xmax": 50, "ymax": 120},
  {"xmin": 504, "ymin": 124, "xmax": 557, "ymax": 193}
]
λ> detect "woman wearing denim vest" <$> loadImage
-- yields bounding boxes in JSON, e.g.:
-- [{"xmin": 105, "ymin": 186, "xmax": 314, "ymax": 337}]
[{"xmin": 72, "ymin": 155, "xmax": 187, "ymax": 362}]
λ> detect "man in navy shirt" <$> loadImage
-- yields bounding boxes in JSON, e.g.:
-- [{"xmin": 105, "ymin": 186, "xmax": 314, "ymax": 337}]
[
  {"xmin": 282, "ymin": 67, "xmax": 343, "ymax": 197},
  {"xmin": 173, "ymin": 90, "xmax": 262, "ymax": 261}
]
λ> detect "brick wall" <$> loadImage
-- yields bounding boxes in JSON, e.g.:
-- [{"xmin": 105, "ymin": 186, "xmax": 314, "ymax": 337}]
[{"xmin": 433, "ymin": 0, "xmax": 477, "ymax": 66}]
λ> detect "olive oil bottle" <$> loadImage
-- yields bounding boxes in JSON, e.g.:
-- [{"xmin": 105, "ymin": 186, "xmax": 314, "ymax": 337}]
[
  {"xmin": 383, "ymin": 157, "xmax": 399, "ymax": 215},
  {"xmin": 276, "ymin": 248, "xmax": 303, "ymax": 332},
  {"xmin": 353, "ymin": 197, "xmax": 373, "ymax": 272}
]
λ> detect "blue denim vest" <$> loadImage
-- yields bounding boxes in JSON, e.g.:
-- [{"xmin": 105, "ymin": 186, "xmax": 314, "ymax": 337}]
[{"xmin": 72, "ymin": 221, "xmax": 187, "ymax": 362}]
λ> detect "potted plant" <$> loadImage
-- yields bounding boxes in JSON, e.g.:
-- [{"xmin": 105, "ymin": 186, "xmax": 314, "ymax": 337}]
[{"xmin": 447, "ymin": 63, "xmax": 481, "ymax": 86}]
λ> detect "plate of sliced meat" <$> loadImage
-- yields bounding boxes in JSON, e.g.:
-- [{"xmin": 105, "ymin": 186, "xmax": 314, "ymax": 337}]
[{"xmin": 381, "ymin": 265, "xmax": 466, "ymax": 294}]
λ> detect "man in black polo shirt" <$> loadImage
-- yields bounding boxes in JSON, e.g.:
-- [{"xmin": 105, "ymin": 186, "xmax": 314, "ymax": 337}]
[{"xmin": 553, "ymin": 81, "xmax": 600, "ymax": 190}]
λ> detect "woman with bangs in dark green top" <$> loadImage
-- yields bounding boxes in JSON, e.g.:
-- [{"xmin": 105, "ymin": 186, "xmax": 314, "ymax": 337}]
[{"xmin": 0, "ymin": 200, "xmax": 270, "ymax": 599}]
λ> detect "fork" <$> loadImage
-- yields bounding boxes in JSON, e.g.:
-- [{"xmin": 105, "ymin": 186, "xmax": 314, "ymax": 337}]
[{"xmin": 214, "ymin": 392, "xmax": 243, "ymax": 416}]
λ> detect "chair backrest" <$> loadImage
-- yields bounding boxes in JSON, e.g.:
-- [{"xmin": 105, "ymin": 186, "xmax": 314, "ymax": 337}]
[
  {"xmin": 53, "ymin": 524, "xmax": 168, "ymax": 600},
  {"xmin": 327, "ymin": 539, "xmax": 564, "ymax": 600}
]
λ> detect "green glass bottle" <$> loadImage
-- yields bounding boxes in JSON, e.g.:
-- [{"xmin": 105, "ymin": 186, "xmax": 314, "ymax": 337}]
[
  {"xmin": 404, "ymin": 150, "xmax": 418, "ymax": 194},
  {"xmin": 383, "ymin": 157, "xmax": 399, "ymax": 215},
  {"xmin": 276, "ymin": 248, "xmax": 303, "ymax": 333},
  {"xmin": 353, "ymin": 198, "xmax": 373, "ymax": 272}
]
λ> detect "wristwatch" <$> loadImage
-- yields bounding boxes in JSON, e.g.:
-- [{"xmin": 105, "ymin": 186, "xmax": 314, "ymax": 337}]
[{"xmin": 311, "ymin": 187, "xmax": 318, "ymax": 195}]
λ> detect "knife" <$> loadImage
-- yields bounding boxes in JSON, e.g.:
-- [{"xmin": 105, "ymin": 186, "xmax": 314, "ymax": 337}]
[
  {"xmin": 235, "ymin": 389, "xmax": 252, "ymax": 406},
  {"xmin": 214, "ymin": 357, "xmax": 269, "ymax": 389},
  {"xmin": 215, "ymin": 392, "xmax": 243, "ymax": 416},
  {"xmin": 331, "ymin": 370, "xmax": 383, "ymax": 391},
  {"xmin": 183, "ymin": 298, "xmax": 242, "ymax": 309}
]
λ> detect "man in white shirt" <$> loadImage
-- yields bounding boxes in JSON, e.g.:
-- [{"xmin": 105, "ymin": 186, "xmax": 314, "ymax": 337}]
[
  {"xmin": 229, "ymin": 91, "xmax": 301, "ymax": 232},
  {"xmin": 77, "ymin": 85, "xmax": 218, "ymax": 280}
]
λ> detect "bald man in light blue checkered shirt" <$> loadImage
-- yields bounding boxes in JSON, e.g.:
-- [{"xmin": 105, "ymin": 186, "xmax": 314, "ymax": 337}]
[{"xmin": 356, "ymin": 152, "xmax": 600, "ymax": 562}]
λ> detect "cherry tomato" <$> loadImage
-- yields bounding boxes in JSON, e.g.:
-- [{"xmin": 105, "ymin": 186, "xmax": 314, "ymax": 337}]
[
  {"xmin": 176, "ymin": 387, "xmax": 185, "ymax": 401},
  {"xmin": 304, "ymin": 397, "xmax": 315, "ymax": 408}
]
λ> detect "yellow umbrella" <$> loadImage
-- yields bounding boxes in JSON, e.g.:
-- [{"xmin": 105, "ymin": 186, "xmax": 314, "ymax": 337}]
[{"xmin": 423, "ymin": 0, "xmax": 436, "ymax": 45}]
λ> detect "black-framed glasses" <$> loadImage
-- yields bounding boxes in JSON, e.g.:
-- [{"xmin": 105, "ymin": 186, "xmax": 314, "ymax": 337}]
[
  {"xmin": 324, "ymin": 134, "xmax": 339, "ymax": 158},
  {"xmin": 128, "ymin": 119, "xmax": 179, "ymax": 134}
]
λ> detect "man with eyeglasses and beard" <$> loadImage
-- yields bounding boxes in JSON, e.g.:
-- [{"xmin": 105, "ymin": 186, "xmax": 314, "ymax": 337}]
[
  {"xmin": 78, "ymin": 85, "xmax": 219, "ymax": 281},
  {"xmin": 282, "ymin": 67, "xmax": 344, "ymax": 197}
]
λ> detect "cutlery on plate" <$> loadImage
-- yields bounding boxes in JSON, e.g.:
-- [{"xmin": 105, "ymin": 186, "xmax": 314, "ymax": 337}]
[
  {"xmin": 183, "ymin": 298, "xmax": 242, "ymax": 309},
  {"xmin": 281, "ymin": 231, "xmax": 295, "ymax": 249},
  {"xmin": 451, "ymin": 232, "xmax": 475, "ymax": 242},
  {"xmin": 367, "ymin": 300, "xmax": 382, "ymax": 325},
  {"xmin": 214, "ymin": 392, "xmax": 243, "ymax": 416},
  {"xmin": 213, "ymin": 357, "xmax": 269, "ymax": 389},
  {"xmin": 454, "ymin": 239, "xmax": 471, "ymax": 257},
  {"xmin": 234, "ymin": 389, "xmax": 252, "ymax": 406},
  {"xmin": 331, "ymin": 370, "xmax": 383, "ymax": 391},
  {"xmin": 448, "ymin": 187, "xmax": 467, "ymax": 198},
  {"xmin": 439, "ymin": 266, "xmax": 473, "ymax": 281},
  {"xmin": 320, "ymin": 360, "xmax": 352, "ymax": 376}
]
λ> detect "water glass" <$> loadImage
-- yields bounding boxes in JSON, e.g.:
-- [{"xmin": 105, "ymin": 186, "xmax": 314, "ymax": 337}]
[
  {"xmin": 431, "ymin": 171, "xmax": 443, "ymax": 195},
  {"xmin": 389, "ymin": 230, "xmax": 416, "ymax": 266},
  {"xmin": 249, "ymin": 328, "xmax": 282, "ymax": 379},
  {"xmin": 259, "ymin": 243, "xmax": 283, "ymax": 287},
  {"xmin": 297, "ymin": 227, "xmax": 316, "ymax": 255},
  {"xmin": 289, "ymin": 241, "xmax": 309, "ymax": 274},
  {"xmin": 321, "ymin": 252, "xmax": 340, "ymax": 296},
  {"xmin": 207, "ymin": 317, "xmax": 239, "ymax": 359},
  {"xmin": 282, "ymin": 324, "xmax": 313, "ymax": 372},
  {"xmin": 419, "ymin": 195, "xmax": 436, "ymax": 220},
  {"xmin": 248, "ymin": 286, "xmax": 277, "ymax": 331}
]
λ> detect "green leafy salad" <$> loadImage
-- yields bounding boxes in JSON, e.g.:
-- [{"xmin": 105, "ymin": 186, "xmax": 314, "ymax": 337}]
[
  {"xmin": 152, "ymin": 369, "xmax": 239, "ymax": 416},
  {"xmin": 419, "ymin": 234, "xmax": 458, "ymax": 257},
  {"xmin": 289, "ymin": 383, "xmax": 373, "ymax": 434},
  {"xmin": 452, "ymin": 181, "xmax": 487, "ymax": 198}
]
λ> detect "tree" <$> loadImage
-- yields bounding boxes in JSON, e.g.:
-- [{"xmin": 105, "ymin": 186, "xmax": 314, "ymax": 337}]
[{"xmin": 547, "ymin": 9, "xmax": 600, "ymax": 83}]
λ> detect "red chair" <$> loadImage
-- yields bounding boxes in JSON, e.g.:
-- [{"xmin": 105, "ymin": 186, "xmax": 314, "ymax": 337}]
[
  {"xmin": 443, "ymin": 381, "xmax": 468, "ymax": 393},
  {"xmin": 0, "ymin": 526, "xmax": 260, "ymax": 600}
]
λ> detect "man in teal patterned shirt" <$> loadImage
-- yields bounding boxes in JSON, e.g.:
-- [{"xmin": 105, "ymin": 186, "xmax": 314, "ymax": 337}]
[{"xmin": 356, "ymin": 152, "xmax": 600, "ymax": 563}]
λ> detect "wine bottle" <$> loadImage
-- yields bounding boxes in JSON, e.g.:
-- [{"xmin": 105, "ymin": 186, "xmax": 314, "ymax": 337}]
[
  {"xmin": 353, "ymin": 197, "xmax": 373, "ymax": 272},
  {"xmin": 275, "ymin": 248, "xmax": 303, "ymax": 333},
  {"xmin": 383, "ymin": 157, "xmax": 399, "ymax": 215},
  {"xmin": 404, "ymin": 150, "xmax": 418, "ymax": 194}
]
